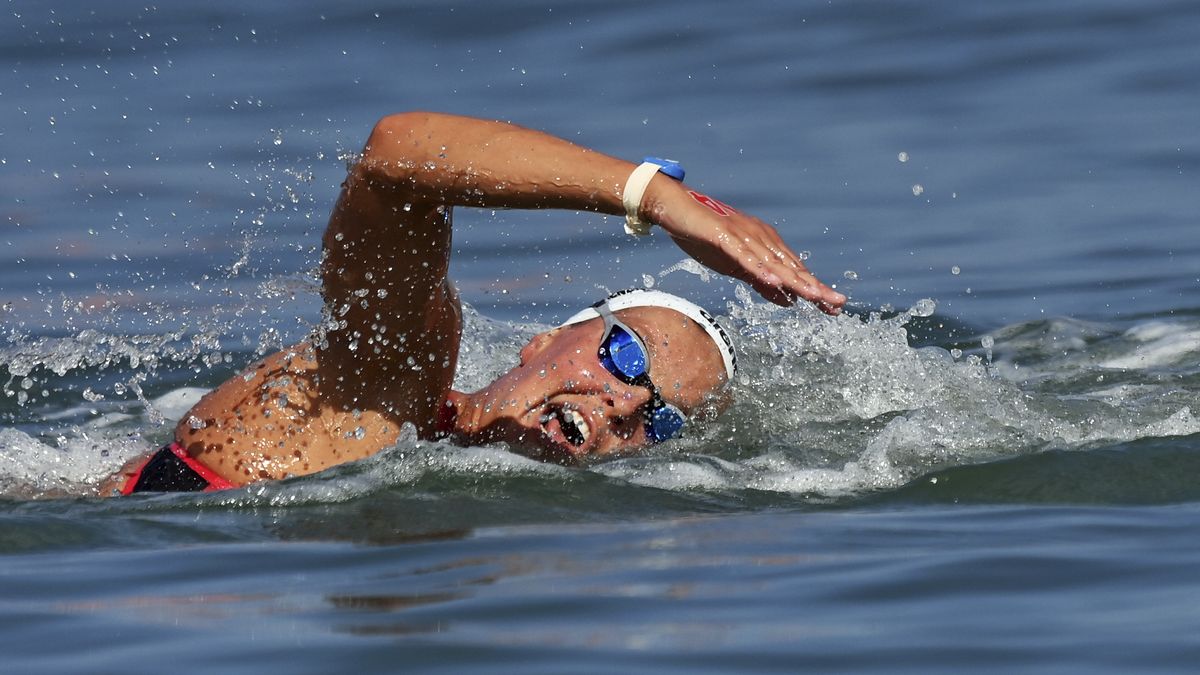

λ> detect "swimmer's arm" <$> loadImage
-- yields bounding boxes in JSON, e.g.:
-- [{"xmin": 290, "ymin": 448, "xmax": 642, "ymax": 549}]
[
  {"xmin": 359, "ymin": 111, "xmax": 632, "ymax": 212},
  {"xmin": 359, "ymin": 111, "xmax": 845, "ymax": 313}
]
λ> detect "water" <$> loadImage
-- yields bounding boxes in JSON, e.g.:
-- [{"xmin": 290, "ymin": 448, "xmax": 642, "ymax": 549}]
[{"xmin": 2, "ymin": 0, "xmax": 1199, "ymax": 671}]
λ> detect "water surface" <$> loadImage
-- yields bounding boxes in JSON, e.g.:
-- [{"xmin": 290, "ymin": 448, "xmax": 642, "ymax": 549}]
[{"xmin": 2, "ymin": 1, "xmax": 1199, "ymax": 672}]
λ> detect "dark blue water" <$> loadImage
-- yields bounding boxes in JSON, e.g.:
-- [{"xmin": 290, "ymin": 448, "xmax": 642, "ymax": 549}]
[{"xmin": 3, "ymin": 1, "xmax": 1199, "ymax": 672}]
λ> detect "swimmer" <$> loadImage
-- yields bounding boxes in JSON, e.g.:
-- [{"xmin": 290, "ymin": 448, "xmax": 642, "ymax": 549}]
[{"xmin": 101, "ymin": 112, "xmax": 845, "ymax": 495}]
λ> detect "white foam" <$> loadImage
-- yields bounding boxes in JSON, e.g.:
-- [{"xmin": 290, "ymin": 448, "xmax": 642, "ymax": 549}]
[
  {"xmin": 0, "ymin": 427, "xmax": 145, "ymax": 495},
  {"xmin": 1100, "ymin": 322, "xmax": 1200, "ymax": 369},
  {"xmin": 597, "ymin": 455, "xmax": 742, "ymax": 491}
]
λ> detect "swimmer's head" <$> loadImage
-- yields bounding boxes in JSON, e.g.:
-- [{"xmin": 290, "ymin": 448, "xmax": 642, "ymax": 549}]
[
  {"xmin": 451, "ymin": 289, "xmax": 736, "ymax": 463},
  {"xmin": 557, "ymin": 289, "xmax": 737, "ymax": 383}
]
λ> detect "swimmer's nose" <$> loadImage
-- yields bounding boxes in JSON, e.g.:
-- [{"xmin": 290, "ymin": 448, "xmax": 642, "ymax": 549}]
[{"xmin": 603, "ymin": 382, "xmax": 654, "ymax": 418}]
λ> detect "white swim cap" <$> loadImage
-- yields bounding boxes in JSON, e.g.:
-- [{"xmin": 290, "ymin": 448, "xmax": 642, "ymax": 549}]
[{"xmin": 561, "ymin": 288, "xmax": 737, "ymax": 383}]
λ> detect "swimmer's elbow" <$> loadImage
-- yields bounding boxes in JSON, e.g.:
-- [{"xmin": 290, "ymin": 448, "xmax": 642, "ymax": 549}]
[
  {"xmin": 358, "ymin": 111, "xmax": 464, "ymax": 192},
  {"xmin": 362, "ymin": 112, "xmax": 428, "ymax": 167}
]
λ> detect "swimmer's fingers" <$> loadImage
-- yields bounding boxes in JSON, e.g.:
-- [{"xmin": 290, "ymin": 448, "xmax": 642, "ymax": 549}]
[
  {"xmin": 761, "ymin": 237, "xmax": 846, "ymax": 314},
  {"xmin": 735, "ymin": 236, "xmax": 846, "ymax": 314}
]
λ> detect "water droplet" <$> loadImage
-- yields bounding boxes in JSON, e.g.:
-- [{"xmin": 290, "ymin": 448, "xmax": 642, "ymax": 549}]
[
  {"xmin": 951, "ymin": 266, "xmax": 961, "ymax": 275},
  {"xmin": 642, "ymin": 274, "xmax": 655, "ymax": 288},
  {"xmin": 188, "ymin": 415, "xmax": 205, "ymax": 430},
  {"xmin": 911, "ymin": 298, "xmax": 936, "ymax": 317},
  {"xmin": 911, "ymin": 184, "xmax": 924, "ymax": 196},
  {"xmin": 981, "ymin": 335, "xmax": 995, "ymax": 349},
  {"xmin": 897, "ymin": 151, "xmax": 909, "ymax": 163},
  {"xmin": 950, "ymin": 348, "xmax": 963, "ymax": 359},
  {"xmin": 843, "ymin": 270, "xmax": 859, "ymax": 281}
]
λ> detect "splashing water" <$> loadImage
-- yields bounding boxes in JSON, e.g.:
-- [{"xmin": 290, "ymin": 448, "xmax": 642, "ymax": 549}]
[
  {"xmin": 602, "ymin": 285, "xmax": 1200, "ymax": 498},
  {"xmin": 3, "ymin": 250, "xmax": 1199, "ymax": 502}
]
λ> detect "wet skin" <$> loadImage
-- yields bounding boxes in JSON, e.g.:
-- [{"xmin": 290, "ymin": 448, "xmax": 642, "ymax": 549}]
[
  {"xmin": 448, "ymin": 306, "xmax": 727, "ymax": 463},
  {"xmin": 102, "ymin": 112, "xmax": 841, "ymax": 492}
]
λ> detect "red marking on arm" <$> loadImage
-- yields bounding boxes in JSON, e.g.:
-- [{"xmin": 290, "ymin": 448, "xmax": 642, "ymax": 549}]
[{"xmin": 688, "ymin": 191, "xmax": 736, "ymax": 217}]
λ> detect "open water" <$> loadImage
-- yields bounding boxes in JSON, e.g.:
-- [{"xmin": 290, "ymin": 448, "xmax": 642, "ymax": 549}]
[{"xmin": 2, "ymin": 0, "xmax": 1199, "ymax": 672}]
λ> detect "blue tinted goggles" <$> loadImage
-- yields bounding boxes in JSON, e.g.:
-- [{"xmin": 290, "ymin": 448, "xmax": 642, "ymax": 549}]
[{"xmin": 595, "ymin": 306, "xmax": 687, "ymax": 443}]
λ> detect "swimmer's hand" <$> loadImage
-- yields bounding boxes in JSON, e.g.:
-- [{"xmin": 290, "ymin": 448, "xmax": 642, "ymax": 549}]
[{"xmin": 644, "ymin": 178, "xmax": 846, "ymax": 314}]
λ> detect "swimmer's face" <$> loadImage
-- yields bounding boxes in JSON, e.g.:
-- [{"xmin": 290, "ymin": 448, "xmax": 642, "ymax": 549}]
[{"xmin": 456, "ymin": 307, "xmax": 729, "ymax": 463}]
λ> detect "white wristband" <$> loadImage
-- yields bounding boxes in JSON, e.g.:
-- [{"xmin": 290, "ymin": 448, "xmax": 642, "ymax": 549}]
[{"xmin": 622, "ymin": 161, "xmax": 663, "ymax": 237}]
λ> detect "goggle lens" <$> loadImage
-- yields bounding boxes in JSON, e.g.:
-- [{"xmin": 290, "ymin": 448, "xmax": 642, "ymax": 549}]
[
  {"xmin": 597, "ymin": 318, "xmax": 687, "ymax": 443},
  {"xmin": 599, "ymin": 325, "xmax": 647, "ymax": 380},
  {"xmin": 646, "ymin": 403, "xmax": 686, "ymax": 443}
]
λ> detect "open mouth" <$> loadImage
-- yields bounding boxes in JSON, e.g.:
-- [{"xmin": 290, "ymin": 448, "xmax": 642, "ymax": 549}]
[{"xmin": 541, "ymin": 406, "xmax": 591, "ymax": 447}]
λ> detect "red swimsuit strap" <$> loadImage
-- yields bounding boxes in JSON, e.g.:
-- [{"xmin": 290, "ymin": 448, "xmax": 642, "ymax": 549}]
[
  {"xmin": 167, "ymin": 442, "xmax": 236, "ymax": 491},
  {"xmin": 118, "ymin": 442, "xmax": 236, "ymax": 495}
]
